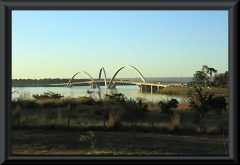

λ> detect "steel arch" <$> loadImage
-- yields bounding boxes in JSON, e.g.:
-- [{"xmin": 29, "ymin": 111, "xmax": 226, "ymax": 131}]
[
  {"xmin": 107, "ymin": 65, "xmax": 146, "ymax": 88},
  {"xmin": 98, "ymin": 67, "xmax": 108, "ymax": 89},
  {"xmin": 67, "ymin": 71, "xmax": 97, "ymax": 88}
]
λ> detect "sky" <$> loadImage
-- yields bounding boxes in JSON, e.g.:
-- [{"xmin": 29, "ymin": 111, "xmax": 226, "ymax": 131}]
[{"xmin": 12, "ymin": 10, "xmax": 228, "ymax": 79}]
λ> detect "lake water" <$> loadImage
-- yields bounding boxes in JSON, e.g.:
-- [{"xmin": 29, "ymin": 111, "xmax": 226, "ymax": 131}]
[{"xmin": 12, "ymin": 85, "xmax": 187, "ymax": 103}]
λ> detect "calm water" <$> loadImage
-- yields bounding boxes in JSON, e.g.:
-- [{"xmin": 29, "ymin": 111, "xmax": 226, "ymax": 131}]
[{"xmin": 12, "ymin": 85, "xmax": 186, "ymax": 103}]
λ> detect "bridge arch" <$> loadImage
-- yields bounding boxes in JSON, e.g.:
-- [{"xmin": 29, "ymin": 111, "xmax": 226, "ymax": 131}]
[
  {"xmin": 67, "ymin": 71, "xmax": 98, "ymax": 88},
  {"xmin": 108, "ymin": 65, "xmax": 146, "ymax": 89},
  {"xmin": 98, "ymin": 67, "xmax": 108, "ymax": 89}
]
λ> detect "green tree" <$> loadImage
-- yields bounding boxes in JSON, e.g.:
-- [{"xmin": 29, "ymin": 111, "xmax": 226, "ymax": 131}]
[
  {"xmin": 193, "ymin": 71, "xmax": 205, "ymax": 85},
  {"xmin": 158, "ymin": 99, "xmax": 179, "ymax": 116},
  {"xmin": 211, "ymin": 96, "xmax": 228, "ymax": 115},
  {"xmin": 201, "ymin": 65, "xmax": 209, "ymax": 86},
  {"xmin": 123, "ymin": 98, "xmax": 148, "ymax": 137},
  {"xmin": 102, "ymin": 93, "xmax": 127, "ymax": 130},
  {"xmin": 201, "ymin": 65, "xmax": 217, "ymax": 86},
  {"xmin": 79, "ymin": 131, "xmax": 96, "ymax": 152},
  {"xmin": 213, "ymin": 71, "xmax": 228, "ymax": 87},
  {"xmin": 208, "ymin": 67, "xmax": 217, "ymax": 86},
  {"xmin": 105, "ymin": 92, "xmax": 128, "ymax": 106},
  {"xmin": 188, "ymin": 87, "xmax": 228, "ymax": 133},
  {"xmin": 96, "ymin": 99, "xmax": 112, "ymax": 131}
]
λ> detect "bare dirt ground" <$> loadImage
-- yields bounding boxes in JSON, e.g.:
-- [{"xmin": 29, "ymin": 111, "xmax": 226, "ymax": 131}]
[{"xmin": 12, "ymin": 129, "xmax": 228, "ymax": 155}]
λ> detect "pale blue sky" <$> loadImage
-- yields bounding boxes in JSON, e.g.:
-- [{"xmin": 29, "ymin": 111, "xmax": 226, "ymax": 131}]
[{"xmin": 12, "ymin": 10, "xmax": 228, "ymax": 79}]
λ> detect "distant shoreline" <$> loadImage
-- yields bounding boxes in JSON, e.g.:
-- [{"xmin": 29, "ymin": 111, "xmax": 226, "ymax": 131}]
[{"xmin": 12, "ymin": 77, "xmax": 193, "ymax": 87}]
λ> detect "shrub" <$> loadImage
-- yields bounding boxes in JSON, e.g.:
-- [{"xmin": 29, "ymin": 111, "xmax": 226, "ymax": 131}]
[
  {"xmin": 206, "ymin": 125, "xmax": 218, "ymax": 134},
  {"xmin": 41, "ymin": 99, "xmax": 57, "ymax": 108},
  {"xmin": 181, "ymin": 124, "xmax": 197, "ymax": 134},
  {"xmin": 192, "ymin": 111, "xmax": 200, "ymax": 125},
  {"xmin": 188, "ymin": 87, "xmax": 228, "ymax": 133},
  {"xmin": 76, "ymin": 97, "xmax": 96, "ymax": 106},
  {"xmin": 12, "ymin": 104, "xmax": 21, "ymax": 120},
  {"xmin": 23, "ymin": 100, "xmax": 39, "ymax": 109},
  {"xmin": 32, "ymin": 91, "xmax": 64, "ymax": 100},
  {"xmin": 79, "ymin": 131, "xmax": 96, "ymax": 152},
  {"xmin": 158, "ymin": 99, "xmax": 179, "ymax": 116},
  {"xmin": 12, "ymin": 100, "xmax": 39, "ymax": 109}
]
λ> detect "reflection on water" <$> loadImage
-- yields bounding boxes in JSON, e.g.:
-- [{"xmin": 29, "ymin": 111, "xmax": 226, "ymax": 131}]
[{"xmin": 12, "ymin": 85, "xmax": 186, "ymax": 103}]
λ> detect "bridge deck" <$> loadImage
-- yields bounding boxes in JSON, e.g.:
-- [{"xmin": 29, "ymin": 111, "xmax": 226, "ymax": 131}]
[{"xmin": 49, "ymin": 80, "xmax": 170, "ymax": 87}]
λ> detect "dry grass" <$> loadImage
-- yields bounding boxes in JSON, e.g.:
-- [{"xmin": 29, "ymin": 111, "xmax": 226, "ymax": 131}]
[
  {"xmin": 146, "ymin": 101, "xmax": 190, "ymax": 111},
  {"xmin": 157, "ymin": 87, "xmax": 228, "ymax": 96},
  {"xmin": 176, "ymin": 102, "xmax": 190, "ymax": 111},
  {"xmin": 11, "ymin": 98, "xmax": 228, "ymax": 135},
  {"xmin": 12, "ymin": 104, "xmax": 21, "ymax": 116},
  {"xmin": 36, "ymin": 97, "xmax": 94, "ymax": 108},
  {"xmin": 171, "ymin": 114, "xmax": 180, "ymax": 128},
  {"xmin": 146, "ymin": 101, "xmax": 160, "ymax": 111},
  {"xmin": 206, "ymin": 125, "xmax": 218, "ymax": 134}
]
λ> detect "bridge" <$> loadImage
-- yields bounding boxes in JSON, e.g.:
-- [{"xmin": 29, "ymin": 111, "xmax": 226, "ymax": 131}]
[{"xmin": 49, "ymin": 65, "xmax": 171, "ymax": 92}]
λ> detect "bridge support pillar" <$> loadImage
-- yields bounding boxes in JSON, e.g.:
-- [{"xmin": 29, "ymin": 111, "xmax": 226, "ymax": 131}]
[
  {"xmin": 109, "ymin": 83, "xmax": 116, "ymax": 89},
  {"xmin": 140, "ymin": 85, "xmax": 157, "ymax": 93},
  {"xmin": 89, "ymin": 83, "xmax": 95, "ymax": 88}
]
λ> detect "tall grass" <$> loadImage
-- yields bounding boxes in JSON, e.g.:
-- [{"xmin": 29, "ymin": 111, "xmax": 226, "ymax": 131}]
[
  {"xmin": 171, "ymin": 113, "xmax": 180, "ymax": 132},
  {"xmin": 109, "ymin": 111, "xmax": 121, "ymax": 130},
  {"xmin": 145, "ymin": 101, "xmax": 160, "ymax": 111},
  {"xmin": 176, "ymin": 102, "xmax": 190, "ymax": 111},
  {"xmin": 11, "ymin": 97, "xmax": 228, "ymax": 135},
  {"xmin": 12, "ymin": 97, "xmax": 96, "ymax": 109},
  {"xmin": 206, "ymin": 125, "xmax": 218, "ymax": 134}
]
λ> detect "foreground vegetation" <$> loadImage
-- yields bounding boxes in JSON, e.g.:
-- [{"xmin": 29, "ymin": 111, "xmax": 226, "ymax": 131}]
[
  {"xmin": 11, "ymin": 88, "xmax": 228, "ymax": 155},
  {"xmin": 12, "ymin": 89, "xmax": 228, "ymax": 134}
]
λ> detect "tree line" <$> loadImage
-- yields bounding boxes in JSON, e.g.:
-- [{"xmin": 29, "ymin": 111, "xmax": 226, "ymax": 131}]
[
  {"xmin": 12, "ymin": 78, "xmax": 92, "ymax": 87},
  {"xmin": 190, "ymin": 65, "xmax": 228, "ymax": 87}
]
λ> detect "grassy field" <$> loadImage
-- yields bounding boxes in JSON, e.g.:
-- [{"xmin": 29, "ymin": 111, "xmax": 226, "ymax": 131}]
[
  {"xmin": 11, "ymin": 90, "xmax": 228, "ymax": 156},
  {"xmin": 156, "ymin": 87, "xmax": 228, "ymax": 95},
  {"xmin": 11, "ymin": 106, "xmax": 228, "ymax": 155},
  {"xmin": 12, "ymin": 129, "xmax": 228, "ymax": 155},
  {"xmin": 11, "ymin": 106, "xmax": 228, "ymax": 134}
]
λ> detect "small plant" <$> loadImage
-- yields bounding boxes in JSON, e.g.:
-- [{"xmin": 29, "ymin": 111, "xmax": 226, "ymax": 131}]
[
  {"xmin": 79, "ymin": 131, "xmax": 96, "ymax": 152},
  {"xmin": 171, "ymin": 113, "xmax": 180, "ymax": 132},
  {"xmin": 123, "ymin": 98, "xmax": 148, "ymax": 137}
]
